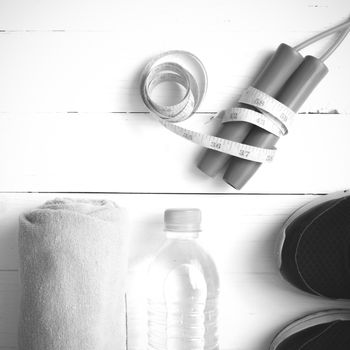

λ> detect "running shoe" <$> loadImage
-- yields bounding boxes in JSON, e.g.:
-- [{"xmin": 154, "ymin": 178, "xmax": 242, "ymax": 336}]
[
  {"xmin": 270, "ymin": 310, "xmax": 350, "ymax": 350},
  {"xmin": 277, "ymin": 190, "xmax": 350, "ymax": 299}
]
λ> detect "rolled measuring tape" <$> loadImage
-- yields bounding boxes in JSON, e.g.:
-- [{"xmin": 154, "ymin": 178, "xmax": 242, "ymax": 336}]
[{"xmin": 140, "ymin": 50, "xmax": 294, "ymax": 163}]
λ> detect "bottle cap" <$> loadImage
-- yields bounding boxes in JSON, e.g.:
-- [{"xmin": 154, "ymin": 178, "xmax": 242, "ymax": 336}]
[{"xmin": 164, "ymin": 208, "xmax": 201, "ymax": 232}]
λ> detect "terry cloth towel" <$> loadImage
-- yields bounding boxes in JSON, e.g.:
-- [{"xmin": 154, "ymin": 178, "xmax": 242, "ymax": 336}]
[{"xmin": 18, "ymin": 198, "xmax": 128, "ymax": 350}]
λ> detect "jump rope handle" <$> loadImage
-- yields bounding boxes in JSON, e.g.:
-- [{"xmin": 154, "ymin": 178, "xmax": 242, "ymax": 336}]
[
  {"xmin": 197, "ymin": 43, "xmax": 303, "ymax": 180},
  {"xmin": 198, "ymin": 18, "xmax": 350, "ymax": 189},
  {"xmin": 224, "ymin": 55, "xmax": 328, "ymax": 189}
]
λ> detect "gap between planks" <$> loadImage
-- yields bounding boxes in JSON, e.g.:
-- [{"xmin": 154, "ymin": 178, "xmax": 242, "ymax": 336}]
[{"xmin": 0, "ymin": 191, "xmax": 326, "ymax": 196}]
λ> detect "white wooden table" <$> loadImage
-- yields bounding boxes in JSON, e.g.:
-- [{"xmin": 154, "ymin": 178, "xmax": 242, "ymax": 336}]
[{"xmin": 1, "ymin": 1, "xmax": 350, "ymax": 349}]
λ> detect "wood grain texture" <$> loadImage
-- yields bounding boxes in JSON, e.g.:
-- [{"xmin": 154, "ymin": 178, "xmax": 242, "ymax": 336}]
[
  {"xmin": 0, "ymin": 27, "xmax": 349, "ymax": 113},
  {"xmin": 0, "ymin": 0, "xmax": 349, "ymax": 114},
  {"xmin": 0, "ymin": 0, "xmax": 349, "ymax": 36},
  {"xmin": 0, "ymin": 0, "xmax": 349, "ymax": 192},
  {"xmin": 0, "ymin": 113, "xmax": 349, "ymax": 193},
  {"xmin": 1, "ymin": 193, "xmax": 350, "ymax": 350},
  {"xmin": 0, "ymin": 0, "xmax": 350, "ymax": 349}
]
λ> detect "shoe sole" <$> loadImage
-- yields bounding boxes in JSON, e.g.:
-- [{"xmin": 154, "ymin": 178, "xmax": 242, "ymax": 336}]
[
  {"xmin": 275, "ymin": 189, "xmax": 350, "ymax": 270},
  {"xmin": 270, "ymin": 309, "xmax": 350, "ymax": 349}
]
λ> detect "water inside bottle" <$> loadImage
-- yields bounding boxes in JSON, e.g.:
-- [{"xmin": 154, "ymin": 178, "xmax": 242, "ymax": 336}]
[{"xmin": 147, "ymin": 239, "xmax": 219, "ymax": 350}]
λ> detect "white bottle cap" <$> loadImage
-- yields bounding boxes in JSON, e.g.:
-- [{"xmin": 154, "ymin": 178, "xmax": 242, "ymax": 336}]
[{"xmin": 164, "ymin": 208, "xmax": 201, "ymax": 232}]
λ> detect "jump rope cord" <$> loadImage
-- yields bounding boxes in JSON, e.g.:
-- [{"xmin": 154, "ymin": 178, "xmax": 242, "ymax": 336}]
[
  {"xmin": 321, "ymin": 24, "xmax": 350, "ymax": 61},
  {"xmin": 294, "ymin": 18, "xmax": 350, "ymax": 61}
]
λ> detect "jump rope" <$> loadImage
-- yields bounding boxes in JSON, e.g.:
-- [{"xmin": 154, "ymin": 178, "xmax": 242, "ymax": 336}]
[{"xmin": 140, "ymin": 18, "xmax": 350, "ymax": 189}]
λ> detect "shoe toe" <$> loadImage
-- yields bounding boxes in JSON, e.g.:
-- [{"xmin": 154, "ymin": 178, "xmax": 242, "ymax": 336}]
[{"xmin": 280, "ymin": 195, "xmax": 350, "ymax": 298}]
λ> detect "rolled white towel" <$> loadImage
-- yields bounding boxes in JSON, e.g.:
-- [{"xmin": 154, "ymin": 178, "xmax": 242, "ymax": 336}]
[{"xmin": 18, "ymin": 198, "xmax": 128, "ymax": 350}]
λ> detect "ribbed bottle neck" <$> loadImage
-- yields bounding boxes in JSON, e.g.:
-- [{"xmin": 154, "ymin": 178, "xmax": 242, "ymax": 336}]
[{"xmin": 165, "ymin": 230, "xmax": 199, "ymax": 240}]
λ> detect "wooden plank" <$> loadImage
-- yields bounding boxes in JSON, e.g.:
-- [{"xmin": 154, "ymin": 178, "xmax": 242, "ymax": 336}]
[
  {"xmin": 0, "ymin": 0, "xmax": 348, "ymax": 33},
  {"xmin": 0, "ymin": 113, "xmax": 349, "ymax": 193},
  {"xmin": 0, "ymin": 29, "xmax": 349, "ymax": 113},
  {"xmin": 1, "ymin": 193, "xmax": 350, "ymax": 349},
  {"xmin": 2, "ymin": 270, "xmax": 350, "ymax": 350}
]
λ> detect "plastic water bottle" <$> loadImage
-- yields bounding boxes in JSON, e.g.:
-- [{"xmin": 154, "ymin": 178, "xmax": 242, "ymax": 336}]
[{"xmin": 147, "ymin": 208, "xmax": 220, "ymax": 350}]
